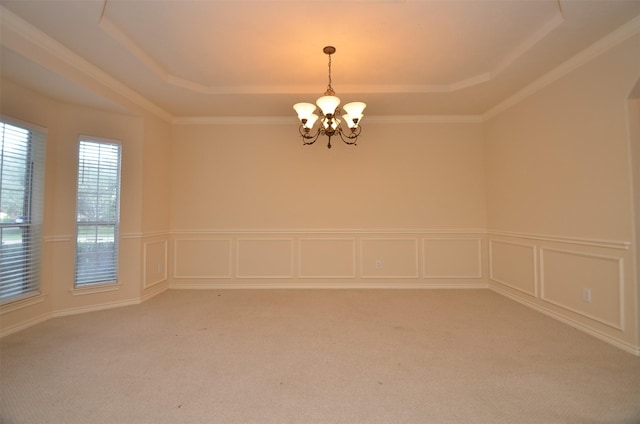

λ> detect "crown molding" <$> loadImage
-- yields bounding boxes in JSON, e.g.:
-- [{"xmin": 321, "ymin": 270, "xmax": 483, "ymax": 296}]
[
  {"xmin": 483, "ymin": 14, "xmax": 640, "ymax": 120},
  {"xmin": 99, "ymin": 2, "xmax": 562, "ymax": 96},
  {"xmin": 2, "ymin": 4, "xmax": 637, "ymax": 124},
  {"xmin": 171, "ymin": 115, "xmax": 484, "ymax": 125},
  {"xmin": 0, "ymin": 5, "xmax": 172, "ymax": 122},
  {"xmin": 366, "ymin": 115, "xmax": 483, "ymax": 124}
]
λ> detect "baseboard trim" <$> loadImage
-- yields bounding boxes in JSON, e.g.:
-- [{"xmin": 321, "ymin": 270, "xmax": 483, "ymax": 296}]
[
  {"xmin": 490, "ymin": 284, "xmax": 640, "ymax": 357},
  {"xmin": 141, "ymin": 282, "xmax": 170, "ymax": 302},
  {"xmin": 170, "ymin": 282, "xmax": 489, "ymax": 290},
  {"xmin": 51, "ymin": 298, "xmax": 141, "ymax": 318},
  {"xmin": 0, "ymin": 312, "xmax": 51, "ymax": 338},
  {"xmin": 1, "ymin": 291, "xmax": 167, "ymax": 339}
]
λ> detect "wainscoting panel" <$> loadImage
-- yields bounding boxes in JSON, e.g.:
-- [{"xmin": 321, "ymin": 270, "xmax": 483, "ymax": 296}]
[
  {"xmin": 170, "ymin": 230, "xmax": 487, "ymax": 288},
  {"xmin": 423, "ymin": 238, "xmax": 482, "ymax": 278},
  {"xmin": 487, "ymin": 230, "xmax": 637, "ymax": 356},
  {"xmin": 489, "ymin": 240, "xmax": 537, "ymax": 296},
  {"xmin": 236, "ymin": 238, "xmax": 294, "ymax": 278},
  {"xmin": 540, "ymin": 248, "xmax": 623, "ymax": 330},
  {"xmin": 299, "ymin": 238, "xmax": 356, "ymax": 278},
  {"xmin": 143, "ymin": 240, "xmax": 168, "ymax": 289},
  {"xmin": 361, "ymin": 238, "xmax": 419, "ymax": 278},
  {"xmin": 174, "ymin": 239, "xmax": 232, "ymax": 278}
]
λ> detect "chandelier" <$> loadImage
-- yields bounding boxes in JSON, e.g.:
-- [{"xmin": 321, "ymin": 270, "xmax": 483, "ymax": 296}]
[{"xmin": 293, "ymin": 46, "xmax": 366, "ymax": 149}]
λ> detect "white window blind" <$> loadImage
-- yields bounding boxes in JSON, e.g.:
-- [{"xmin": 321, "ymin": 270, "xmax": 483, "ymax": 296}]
[
  {"xmin": 0, "ymin": 120, "xmax": 46, "ymax": 301},
  {"xmin": 75, "ymin": 139, "xmax": 121, "ymax": 286}
]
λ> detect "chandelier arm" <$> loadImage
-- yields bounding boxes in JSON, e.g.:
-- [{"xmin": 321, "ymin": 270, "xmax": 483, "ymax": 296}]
[
  {"xmin": 299, "ymin": 125, "xmax": 322, "ymax": 146},
  {"xmin": 337, "ymin": 125, "xmax": 361, "ymax": 145}
]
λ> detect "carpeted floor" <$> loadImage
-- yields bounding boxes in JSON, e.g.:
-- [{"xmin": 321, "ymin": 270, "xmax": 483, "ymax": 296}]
[{"xmin": 1, "ymin": 289, "xmax": 639, "ymax": 423}]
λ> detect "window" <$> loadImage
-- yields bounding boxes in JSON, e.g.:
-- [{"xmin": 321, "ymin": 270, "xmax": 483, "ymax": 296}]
[
  {"xmin": 0, "ymin": 119, "xmax": 46, "ymax": 301},
  {"xmin": 75, "ymin": 139, "xmax": 121, "ymax": 286}
]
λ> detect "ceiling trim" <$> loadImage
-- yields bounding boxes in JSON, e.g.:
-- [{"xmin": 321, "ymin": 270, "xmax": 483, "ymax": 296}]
[
  {"xmin": 483, "ymin": 13, "xmax": 640, "ymax": 120},
  {"xmin": 0, "ymin": 5, "xmax": 172, "ymax": 122},
  {"xmin": 172, "ymin": 115, "xmax": 483, "ymax": 126},
  {"xmin": 2, "ymin": 4, "xmax": 637, "ymax": 124},
  {"xmin": 99, "ymin": 3, "xmax": 563, "ymax": 96}
]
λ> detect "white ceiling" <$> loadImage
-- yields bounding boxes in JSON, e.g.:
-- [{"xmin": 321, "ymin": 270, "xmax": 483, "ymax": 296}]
[{"xmin": 1, "ymin": 0, "xmax": 640, "ymax": 121}]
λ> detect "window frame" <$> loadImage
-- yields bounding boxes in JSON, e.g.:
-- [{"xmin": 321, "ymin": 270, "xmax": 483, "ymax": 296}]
[
  {"xmin": 0, "ymin": 115, "xmax": 47, "ymax": 304},
  {"xmin": 74, "ymin": 136, "xmax": 122, "ymax": 288}
]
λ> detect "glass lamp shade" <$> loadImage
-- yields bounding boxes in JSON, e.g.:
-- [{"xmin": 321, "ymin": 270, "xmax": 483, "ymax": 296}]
[
  {"xmin": 316, "ymin": 95, "xmax": 341, "ymax": 116},
  {"xmin": 293, "ymin": 102, "xmax": 317, "ymax": 121},
  {"xmin": 304, "ymin": 114, "xmax": 319, "ymax": 129},
  {"xmin": 343, "ymin": 102, "xmax": 366, "ymax": 118},
  {"xmin": 342, "ymin": 114, "xmax": 360, "ymax": 129}
]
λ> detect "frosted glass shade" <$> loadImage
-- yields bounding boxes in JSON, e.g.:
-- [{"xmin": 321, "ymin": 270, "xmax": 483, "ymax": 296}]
[
  {"xmin": 343, "ymin": 102, "xmax": 366, "ymax": 117},
  {"xmin": 342, "ymin": 114, "xmax": 359, "ymax": 129},
  {"xmin": 305, "ymin": 114, "xmax": 319, "ymax": 129},
  {"xmin": 293, "ymin": 103, "xmax": 316, "ymax": 121},
  {"xmin": 316, "ymin": 95, "xmax": 341, "ymax": 115}
]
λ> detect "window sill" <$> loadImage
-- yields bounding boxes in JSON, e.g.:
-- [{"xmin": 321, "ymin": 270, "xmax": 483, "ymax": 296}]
[
  {"xmin": 0, "ymin": 292, "xmax": 45, "ymax": 315},
  {"xmin": 70, "ymin": 282, "xmax": 121, "ymax": 296}
]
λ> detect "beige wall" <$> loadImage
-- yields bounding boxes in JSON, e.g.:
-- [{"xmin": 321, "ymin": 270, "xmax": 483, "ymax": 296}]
[
  {"xmin": 0, "ymin": 79, "xmax": 170, "ymax": 335},
  {"xmin": 170, "ymin": 122, "xmax": 486, "ymax": 230},
  {"xmin": 484, "ymin": 35, "xmax": 640, "ymax": 351},
  {"xmin": 169, "ymin": 121, "xmax": 488, "ymax": 289}
]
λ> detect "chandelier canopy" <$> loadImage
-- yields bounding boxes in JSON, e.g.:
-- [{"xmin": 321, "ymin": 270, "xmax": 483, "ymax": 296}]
[{"xmin": 293, "ymin": 46, "xmax": 366, "ymax": 149}]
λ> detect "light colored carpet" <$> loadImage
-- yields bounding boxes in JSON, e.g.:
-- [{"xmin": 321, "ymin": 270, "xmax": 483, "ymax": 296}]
[{"xmin": 1, "ymin": 289, "xmax": 639, "ymax": 424}]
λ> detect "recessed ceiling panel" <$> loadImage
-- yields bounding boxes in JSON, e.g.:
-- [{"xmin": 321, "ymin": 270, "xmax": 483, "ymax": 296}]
[{"xmin": 1, "ymin": 0, "xmax": 639, "ymax": 118}]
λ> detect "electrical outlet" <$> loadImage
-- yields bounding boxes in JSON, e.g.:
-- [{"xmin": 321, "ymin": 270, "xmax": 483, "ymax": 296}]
[
  {"xmin": 375, "ymin": 260, "xmax": 382, "ymax": 269},
  {"xmin": 582, "ymin": 288, "xmax": 592, "ymax": 303},
  {"xmin": 157, "ymin": 264, "xmax": 163, "ymax": 273}
]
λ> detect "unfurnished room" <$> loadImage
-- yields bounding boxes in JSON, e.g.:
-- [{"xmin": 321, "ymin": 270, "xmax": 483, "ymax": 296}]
[{"xmin": 1, "ymin": 1, "xmax": 640, "ymax": 423}]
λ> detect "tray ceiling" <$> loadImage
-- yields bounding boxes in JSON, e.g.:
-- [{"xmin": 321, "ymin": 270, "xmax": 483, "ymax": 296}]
[{"xmin": 1, "ymin": 0, "xmax": 639, "ymax": 120}]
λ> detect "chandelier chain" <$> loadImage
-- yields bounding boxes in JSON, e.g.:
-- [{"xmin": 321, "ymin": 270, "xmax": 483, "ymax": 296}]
[{"xmin": 327, "ymin": 52, "xmax": 333, "ymax": 93}]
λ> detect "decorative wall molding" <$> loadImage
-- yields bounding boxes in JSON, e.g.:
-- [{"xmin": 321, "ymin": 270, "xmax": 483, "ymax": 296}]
[
  {"xmin": 360, "ymin": 238, "xmax": 419, "ymax": 279},
  {"xmin": 170, "ymin": 229, "xmax": 486, "ymax": 287},
  {"xmin": 490, "ymin": 284, "xmax": 639, "ymax": 357},
  {"xmin": 539, "ymin": 247, "xmax": 625, "ymax": 331},
  {"xmin": 173, "ymin": 238, "xmax": 232, "ymax": 279},
  {"xmin": 298, "ymin": 238, "xmax": 357, "ymax": 279},
  {"xmin": 487, "ymin": 231, "xmax": 635, "ymax": 355},
  {"xmin": 143, "ymin": 240, "xmax": 168, "ymax": 289},
  {"xmin": 489, "ymin": 239, "xmax": 538, "ymax": 297},
  {"xmin": 171, "ymin": 281, "xmax": 489, "ymax": 290},
  {"xmin": 171, "ymin": 228, "xmax": 487, "ymax": 236},
  {"xmin": 487, "ymin": 230, "xmax": 631, "ymax": 250},
  {"xmin": 235, "ymin": 238, "xmax": 294, "ymax": 279},
  {"xmin": 423, "ymin": 238, "xmax": 482, "ymax": 279}
]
